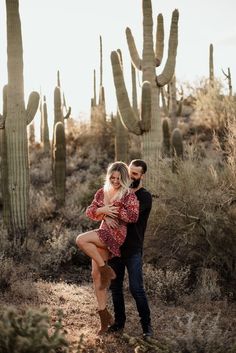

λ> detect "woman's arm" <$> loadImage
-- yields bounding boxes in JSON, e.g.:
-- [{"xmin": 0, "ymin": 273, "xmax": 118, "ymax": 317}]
[{"xmin": 86, "ymin": 189, "xmax": 104, "ymax": 221}]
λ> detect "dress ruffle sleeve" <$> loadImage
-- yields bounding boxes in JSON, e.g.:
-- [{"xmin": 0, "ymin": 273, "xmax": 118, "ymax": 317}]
[
  {"xmin": 116, "ymin": 192, "xmax": 139, "ymax": 223},
  {"xmin": 86, "ymin": 188, "xmax": 104, "ymax": 221}
]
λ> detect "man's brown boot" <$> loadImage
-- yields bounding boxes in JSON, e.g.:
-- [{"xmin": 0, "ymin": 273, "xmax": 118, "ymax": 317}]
[
  {"xmin": 99, "ymin": 264, "xmax": 116, "ymax": 289},
  {"xmin": 97, "ymin": 307, "xmax": 114, "ymax": 335}
]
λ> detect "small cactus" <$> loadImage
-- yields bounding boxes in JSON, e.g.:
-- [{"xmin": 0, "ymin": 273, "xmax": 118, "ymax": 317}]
[
  {"xmin": 171, "ymin": 127, "xmax": 183, "ymax": 172},
  {"xmin": 162, "ymin": 118, "xmax": 171, "ymax": 157}
]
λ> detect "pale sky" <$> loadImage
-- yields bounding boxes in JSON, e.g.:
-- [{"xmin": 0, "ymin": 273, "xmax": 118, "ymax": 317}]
[{"xmin": 0, "ymin": 0, "xmax": 236, "ymax": 135}]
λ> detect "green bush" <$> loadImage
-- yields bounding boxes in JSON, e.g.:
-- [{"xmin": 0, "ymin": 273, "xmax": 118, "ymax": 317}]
[{"xmin": 0, "ymin": 307, "xmax": 68, "ymax": 353}]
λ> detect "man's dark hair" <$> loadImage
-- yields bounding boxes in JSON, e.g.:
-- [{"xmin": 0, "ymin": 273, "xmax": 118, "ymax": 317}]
[{"xmin": 130, "ymin": 159, "xmax": 147, "ymax": 174}]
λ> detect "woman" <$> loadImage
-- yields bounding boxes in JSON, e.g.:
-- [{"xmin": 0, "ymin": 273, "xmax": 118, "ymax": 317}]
[{"xmin": 76, "ymin": 161, "xmax": 139, "ymax": 334}]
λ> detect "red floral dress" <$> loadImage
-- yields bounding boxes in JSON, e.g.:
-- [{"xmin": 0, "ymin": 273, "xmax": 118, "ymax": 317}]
[{"xmin": 86, "ymin": 188, "xmax": 139, "ymax": 257}]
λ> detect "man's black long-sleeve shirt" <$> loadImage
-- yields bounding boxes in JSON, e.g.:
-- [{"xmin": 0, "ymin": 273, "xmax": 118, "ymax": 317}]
[{"xmin": 120, "ymin": 187, "xmax": 152, "ymax": 258}]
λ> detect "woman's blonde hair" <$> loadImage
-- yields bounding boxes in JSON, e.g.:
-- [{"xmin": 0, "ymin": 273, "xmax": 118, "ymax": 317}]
[{"xmin": 103, "ymin": 161, "xmax": 130, "ymax": 200}]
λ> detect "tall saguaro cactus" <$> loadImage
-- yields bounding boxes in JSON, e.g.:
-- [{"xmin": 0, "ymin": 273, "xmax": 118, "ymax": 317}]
[
  {"xmin": 52, "ymin": 122, "xmax": 66, "ymax": 208},
  {"xmin": 3, "ymin": 0, "xmax": 39, "ymax": 242},
  {"xmin": 111, "ymin": 0, "xmax": 179, "ymax": 185},
  {"xmin": 209, "ymin": 43, "xmax": 214, "ymax": 85},
  {"xmin": 90, "ymin": 35, "xmax": 106, "ymax": 130},
  {"xmin": 40, "ymin": 95, "xmax": 50, "ymax": 154}
]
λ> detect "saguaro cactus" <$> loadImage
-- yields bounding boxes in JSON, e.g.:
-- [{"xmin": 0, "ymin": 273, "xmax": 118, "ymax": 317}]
[
  {"xmin": 52, "ymin": 122, "xmax": 66, "ymax": 208},
  {"xmin": 209, "ymin": 43, "xmax": 214, "ymax": 85},
  {"xmin": 40, "ymin": 95, "xmax": 50, "ymax": 153},
  {"xmin": 0, "ymin": 86, "xmax": 8, "ymax": 220},
  {"xmin": 54, "ymin": 72, "xmax": 71, "ymax": 128},
  {"xmin": 111, "ymin": 0, "xmax": 178, "ymax": 184},
  {"xmin": 222, "ymin": 67, "xmax": 232, "ymax": 96},
  {"xmin": 90, "ymin": 35, "xmax": 106, "ymax": 130},
  {"xmin": 3, "ymin": 0, "xmax": 39, "ymax": 242}
]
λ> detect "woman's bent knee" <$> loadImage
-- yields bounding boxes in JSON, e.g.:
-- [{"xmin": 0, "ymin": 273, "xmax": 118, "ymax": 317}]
[{"xmin": 76, "ymin": 234, "xmax": 85, "ymax": 248}]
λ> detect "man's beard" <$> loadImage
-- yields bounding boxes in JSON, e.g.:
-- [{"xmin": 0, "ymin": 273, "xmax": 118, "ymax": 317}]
[{"xmin": 130, "ymin": 178, "xmax": 141, "ymax": 189}]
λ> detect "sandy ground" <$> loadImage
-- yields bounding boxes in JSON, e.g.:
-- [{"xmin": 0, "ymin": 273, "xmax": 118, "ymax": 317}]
[{"xmin": 0, "ymin": 275, "xmax": 236, "ymax": 353}]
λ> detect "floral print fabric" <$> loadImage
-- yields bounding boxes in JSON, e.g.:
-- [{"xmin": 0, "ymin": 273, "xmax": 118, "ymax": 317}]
[{"xmin": 86, "ymin": 188, "xmax": 139, "ymax": 257}]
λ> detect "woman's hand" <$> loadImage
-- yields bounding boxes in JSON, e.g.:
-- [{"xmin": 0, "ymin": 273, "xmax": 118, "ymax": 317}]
[{"xmin": 97, "ymin": 204, "xmax": 119, "ymax": 218}]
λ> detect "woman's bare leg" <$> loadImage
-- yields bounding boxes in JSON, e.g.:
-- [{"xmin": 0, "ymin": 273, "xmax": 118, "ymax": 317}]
[
  {"xmin": 92, "ymin": 248, "xmax": 114, "ymax": 334},
  {"xmin": 76, "ymin": 230, "xmax": 107, "ymax": 267},
  {"xmin": 76, "ymin": 230, "xmax": 116, "ymax": 290},
  {"xmin": 91, "ymin": 248, "xmax": 109, "ymax": 310}
]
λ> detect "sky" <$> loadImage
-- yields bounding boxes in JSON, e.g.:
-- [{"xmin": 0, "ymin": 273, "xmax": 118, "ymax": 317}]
[{"xmin": 0, "ymin": 0, "xmax": 236, "ymax": 136}]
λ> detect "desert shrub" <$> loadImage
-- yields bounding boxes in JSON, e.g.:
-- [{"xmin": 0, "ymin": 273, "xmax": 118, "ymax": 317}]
[
  {"xmin": 144, "ymin": 263, "xmax": 190, "ymax": 304},
  {"xmin": 166, "ymin": 312, "xmax": 235, "ymax": 353},
  {"xmin": 0, "ymin": 256, "xmax": 15, "ymax": 292},
  {"xmin": 0, "ymin": 307, "xmax": 68, "ymax": 353},
  {"xmin": 37, "ymin": 228, "xmax": 87, "ymax": 274},
  {"xmin": 66, "ymin": 119, "xmax": 115, "ymax": 164},
  {"xmin": 195, "ymin": 267, "xmax": 222, "ymax": 300},
  {"xmin": 30, "ymin": 156, "xmax": 52, "ymax": 187},
  {"xmin": 189, "ymin": 79, "xmax": 236, "ymax": 153},
  {"xmin": 145, "ymin": 154, "xmax": 236, "ymax": 286},
  {"xmin": 29, "ymin": 187, "xmax": 56, "ymax": 225},
  {"xmin": 0, "ymin": 255, "xmax": 37, "ymax": 300}
]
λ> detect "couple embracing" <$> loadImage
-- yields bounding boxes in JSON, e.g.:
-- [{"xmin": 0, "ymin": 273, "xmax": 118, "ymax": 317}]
[{"xmin": 76, "ymin": 159, "xmax": 153, "ymax": 338}]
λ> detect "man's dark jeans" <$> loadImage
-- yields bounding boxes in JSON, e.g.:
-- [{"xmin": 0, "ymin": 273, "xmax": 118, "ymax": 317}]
[{"xmin": 109, "ymin": 253, "xmax": 151, "ymax": 330}]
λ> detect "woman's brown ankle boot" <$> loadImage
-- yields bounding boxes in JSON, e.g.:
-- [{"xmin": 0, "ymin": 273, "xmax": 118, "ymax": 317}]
[
  {"xmin": 99, "ymin": 264, "xmax": 116, "ymax": 289},
  {"xmin": 97, "ymin": 307, "xmax": 113, "ymax": 335}
]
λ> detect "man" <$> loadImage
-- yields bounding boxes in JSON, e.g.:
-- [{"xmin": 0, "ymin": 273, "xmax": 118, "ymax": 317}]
[{"xmin": 107, "ymin": 159, "xmax": 153, "ymax": 338}]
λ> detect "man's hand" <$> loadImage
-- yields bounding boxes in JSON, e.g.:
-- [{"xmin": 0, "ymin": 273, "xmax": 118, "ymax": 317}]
[
  {"xmin": 98, "ymin": 204, "xmax": 119, "ymax": 218},
  {"xmin": 104, "ymin": 216, "xmax": 119, "ymax": 229}
]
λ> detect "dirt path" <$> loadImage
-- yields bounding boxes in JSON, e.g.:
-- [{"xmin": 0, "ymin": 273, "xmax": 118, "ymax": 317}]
[{"xmin": 0, "ymin": 278, "xmax": 236, "ymax": 352}]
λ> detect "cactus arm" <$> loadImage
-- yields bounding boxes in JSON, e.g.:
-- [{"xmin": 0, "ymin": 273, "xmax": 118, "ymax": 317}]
[
  {"xmin": 140, "ymin": 81, "xmax": 152, "ymax": 132},
  {"xmin": 156, "ymin": 9, "xmax": 179, "ymax": 87},
  {"xmin": 155, "ymin": 14, "xmax": 164, "ymax": 66},
  {"xmin": 131, "ymin": 63, "xmax": 138, "ymax": 112},
  {"xmin": 62, "ymin": 92, "xmax": 67, "ymax": 110},
  {"xmin": 57, "ymin": 70, "xmax": 61, "ymax": 88},
  {"xmin": 93, "ymin": 69, "xmax": 97, "ymax": 106},
  {"xmin": 64, "ymin": 106, "xmax": 71, "ymax": 119},
  {"xmin": 26, "ymin": 91, "xmax": 40, "ymax": 125},
  {"xmin": 111, "ymin": 50, "xmax": 142, "ymax": 135},
  {"xmin": 126, "ymin": 27, "xmax": 142, "ymax": 70}
]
